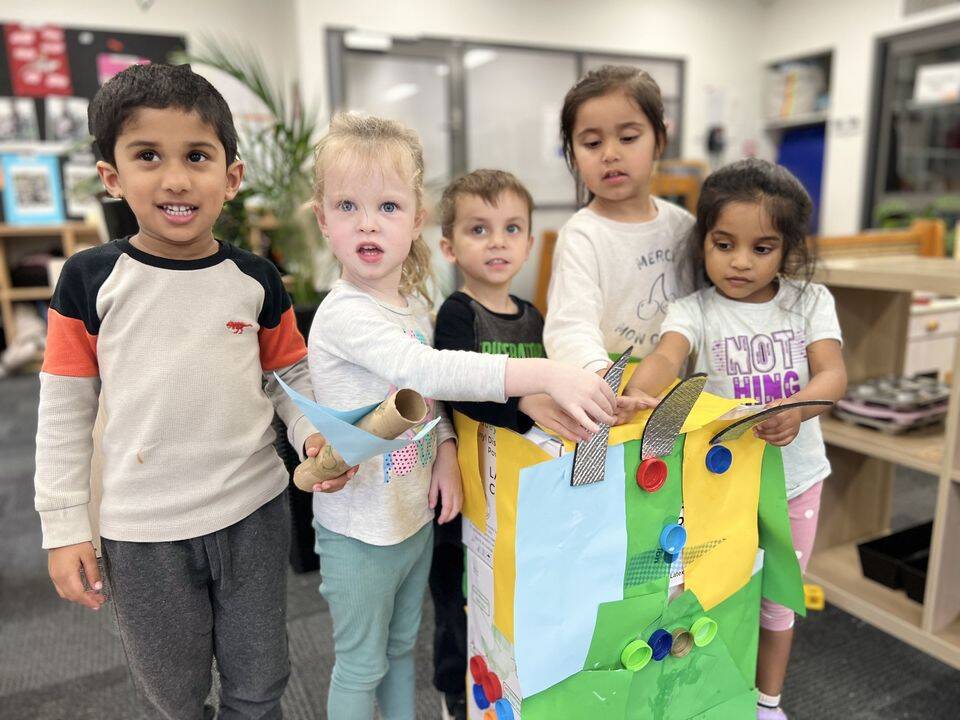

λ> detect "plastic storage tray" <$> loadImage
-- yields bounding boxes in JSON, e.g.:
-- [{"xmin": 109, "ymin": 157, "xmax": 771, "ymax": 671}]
[
  {"xmin": 901, "ymin": 552, "xmax": 929, "ymax": 604},
  {"xmin": 856, "ymin": 521, "xmax": 933, "ymax": 591},
  {"xmin": 845, "ymin": 376, "xmax": 949, "ymax": 411}
]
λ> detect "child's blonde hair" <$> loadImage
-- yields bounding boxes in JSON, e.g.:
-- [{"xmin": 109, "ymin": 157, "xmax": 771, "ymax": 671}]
[{"xmin": 313, "ymin": 112, "xmax": 433, "ymax": 302}]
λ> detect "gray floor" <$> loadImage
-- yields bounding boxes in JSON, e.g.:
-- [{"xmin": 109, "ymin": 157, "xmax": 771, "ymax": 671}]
[{"xmin": 2, "ymin": 373, "xmax": 958, "ymax": 719}]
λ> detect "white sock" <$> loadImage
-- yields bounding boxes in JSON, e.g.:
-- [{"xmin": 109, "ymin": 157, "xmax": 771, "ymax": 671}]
[{"xmin": 758, "ymin": 691, "xmax": 781, "ymax": 709}]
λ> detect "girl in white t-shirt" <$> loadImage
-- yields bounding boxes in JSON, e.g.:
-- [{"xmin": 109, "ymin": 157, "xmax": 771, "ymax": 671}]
[
  {"xmin": 544, "ymin": 65, "xmax": 694, "ymax": 386},
  {"xmin": 622, "ymin": 158, "xmax": 847, "ymax": 720}
]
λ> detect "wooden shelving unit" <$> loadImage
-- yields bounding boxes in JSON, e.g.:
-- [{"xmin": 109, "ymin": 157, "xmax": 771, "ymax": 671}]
[
  {"xmin": 0, "ymin": 223, "xmax": 99, "ymax": 352},
  {"xmin": 809, "ymin": 255, "xmax": 960, "ymax": 670}
]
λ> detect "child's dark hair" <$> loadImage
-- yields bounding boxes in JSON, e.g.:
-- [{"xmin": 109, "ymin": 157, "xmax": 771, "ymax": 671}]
[
  {"xmin": 88, "ymin": 63, "xmax": 238, "ymax": 167},
  {"xmin": 436, "ymin": 169, "xmax": 535, "ymax": 239},
  {"xmin": 688, "ymin": 158, "xmax": 816, "ymax": 289},
  {"xmin": 560, "ymin": 65, "xmax": 667, "ymax": 205}
]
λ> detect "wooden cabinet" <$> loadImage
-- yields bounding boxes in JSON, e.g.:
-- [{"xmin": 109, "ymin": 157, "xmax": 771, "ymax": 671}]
[
  {"xmin": 0, "ymin": 223, "xmax": 99, "ymax": 360},
  {"xmin": 808, "ymin": 256, "xmax": 960, "ymax": 669},
  {"xmin": 905, "ymin": 297, "xmax": 960, "ymax": 380}
]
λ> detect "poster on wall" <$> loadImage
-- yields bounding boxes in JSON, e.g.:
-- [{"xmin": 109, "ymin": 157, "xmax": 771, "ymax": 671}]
[
  {"xmin": 1, "ymin": 153, "xmax": 65, "ymax": 225},
  {"xmin": 3, "ymin": 24, "xmax": 73, "ymax": 98},
  {"xmin": 44, "ymin": 96, "xmax": 89, "ymax": 142},
  {"xmin": 64, "ymin": 29, "xmax": 184, "ymax": 97},
  {"xmin": 61, "ymin": 158, "xmax": 99, "ymax": 219},
  {"xmin": 96, "ymin": 53, "xmax": 150, "ymax": 85},
  {"xmin": 0, "ymin": 97, "xmax": 40, "ymax": 141}
]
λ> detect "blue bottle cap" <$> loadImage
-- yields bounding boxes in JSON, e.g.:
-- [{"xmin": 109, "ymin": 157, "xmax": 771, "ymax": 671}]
[
  {"xmin": 660, "ymin": 523, "xmax": 687, "ymax": 556},
  {"xmin": 494, "ymin": 699, "xmax": 515, "ymax": 720},
  {"xmin": 473, "ymin": 682, "xmax": 490, "ymax": 710},
  {"xmin": 648, "ymin": 628, "xmax": 674, "ymax": 661},
  {"xmin": 705, "ymin": 445, "xmax": 733, "ymax": 474}
]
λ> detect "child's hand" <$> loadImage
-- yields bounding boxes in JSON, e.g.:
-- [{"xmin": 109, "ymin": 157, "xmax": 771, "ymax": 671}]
[
  {"xmin": 304, "ymin": 432, "xmax": 326, "ymax": 459},
  {"xmin": 755, "ymin": 400, "xmax": 802, "ymax": 446},
  {"xmin": 544, "ymin": 365, "xmax": 617, "ymax": 434},
  {"xmin": 519, "ymin": 394, "xmax": 592, "ymax": 442},
  {"xmin": 310, "ymin": 467, "xmax": 357, "ymax": 493},
  {"xmin": 302, "ymin": 432, "xmax": 357, "ymax": 493},
  {"xmin": 429, "ymin": 440, "xmax": 462, "ymax": 524},
  {"xmin": 48, "ymin": 541, "xmax": 107, "ymax": 611},
  {"xmin": 613, "ymin": 391, "xmax": 660, "ymax": 425}
]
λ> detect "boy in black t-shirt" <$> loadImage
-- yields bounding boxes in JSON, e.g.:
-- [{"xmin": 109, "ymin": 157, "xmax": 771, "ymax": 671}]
[{"xmin": 431, "ymin": 170, "xmax": 587, "ymax": 720}]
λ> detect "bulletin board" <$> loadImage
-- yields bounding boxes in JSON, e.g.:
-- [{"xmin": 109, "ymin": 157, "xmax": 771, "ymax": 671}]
[{"xmin": 0, "ymin": 22, "xmax": 185, "ymax": 224}]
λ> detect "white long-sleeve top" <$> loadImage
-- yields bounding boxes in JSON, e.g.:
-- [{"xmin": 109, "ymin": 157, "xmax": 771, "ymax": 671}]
[
  {"xmin": 543, "ymin": 199, "xmax": 694, "ymax": 371},
  {"xmin": 307, "ymin": 279, "xmax": 509, "ymax": 545}
]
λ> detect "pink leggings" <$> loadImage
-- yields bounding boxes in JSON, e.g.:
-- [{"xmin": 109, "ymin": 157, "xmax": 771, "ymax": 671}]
[{"xmin": 759, "ymin": 480, "xmax": 823, "ymax": 632}]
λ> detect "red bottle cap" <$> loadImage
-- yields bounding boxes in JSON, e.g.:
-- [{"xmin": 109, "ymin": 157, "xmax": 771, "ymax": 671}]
[
  {"xmin": 469, "ymin": 655, "xmax": 488, "ymax": 683},
  {"xmin": 637, "ymin": 458, "xmax": 668, "ymax": 492},
  {"xmin": 482, "ymin": 671, "xmax": 503, "ymax": 702}
]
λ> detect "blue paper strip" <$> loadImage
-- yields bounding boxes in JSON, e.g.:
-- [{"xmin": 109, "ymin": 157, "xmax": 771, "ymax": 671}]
[
  {"xmin": 275, "ymin": 374, "xmax": 441, "ymax": 466},
  {"xmin": 513, "ymin": 445, "xmax": 628, "ymax": 697}
]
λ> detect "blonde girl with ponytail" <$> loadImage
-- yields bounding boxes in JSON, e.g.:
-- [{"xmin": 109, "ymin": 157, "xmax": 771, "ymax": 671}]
[{"xmin": 306, "ymin": 113, "xmax": 616, "ymax": 720}]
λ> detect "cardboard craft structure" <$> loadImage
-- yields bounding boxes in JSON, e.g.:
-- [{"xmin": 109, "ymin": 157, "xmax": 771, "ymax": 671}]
[{"xmin": 456, "ymin": 369, "xmax": 808, "ymax": 720}]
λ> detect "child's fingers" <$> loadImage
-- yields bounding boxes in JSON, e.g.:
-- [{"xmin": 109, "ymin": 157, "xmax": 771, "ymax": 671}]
[
  {"xmin": 552, "ymin": 414, "xmax": 590, "ymax": 442},
  {"xmin": 438, "ymin": 496, "xmax": 453, "ymax": 525},
  {"xmin": 568, "ymin": 405, "xmax": 600, "ymax": 435},
  {"xmin": 428, "ymin": 476, "xmax": 440, "ymax": 511},
  {"xmin": 597, "ymin": 382, "xmax": 617, "ymax": 413},
  {"xmin": 586, "ymin": 398, "xmax": 617, "ymax": 427},
  {"xmin": 756, "ymin": 426, "xmax": 796, "ymax": 445},
  {"xmin": 312, "ymin": 467, "xmax": 356, "ymax": 493},
  {"xmin": 61, "ymin": 568, "xmax": 101, "ymax": 610},
  {"xmin": 80, "ymin": 550, "xmax": 104, "ymax": 596}
]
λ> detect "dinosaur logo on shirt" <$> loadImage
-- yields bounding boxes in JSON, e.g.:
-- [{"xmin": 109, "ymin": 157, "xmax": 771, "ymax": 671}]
[{"xmin": 226, "ymin": 321, "xmax": 252, "ymax": 335}]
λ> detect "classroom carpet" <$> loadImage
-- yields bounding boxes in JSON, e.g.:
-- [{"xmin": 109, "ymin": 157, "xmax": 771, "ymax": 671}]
[{"xmin": 2, "ymin": 373, "xmax": 958, "ymax": 719}]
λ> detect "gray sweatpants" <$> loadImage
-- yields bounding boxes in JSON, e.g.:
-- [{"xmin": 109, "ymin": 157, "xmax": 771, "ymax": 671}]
[{"xmin": 101, "ymin": 491, "xmax": 291, "ymax": 720}]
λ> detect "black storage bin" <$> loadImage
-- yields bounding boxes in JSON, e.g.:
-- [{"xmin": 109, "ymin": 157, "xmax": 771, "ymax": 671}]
[
  {"xmin": 856, "ymin": 521, "xmax": 933, "ymax": 590},
  {"xmin": 901, "ymin": 552, "xmax": 929, "ymax": 604}
]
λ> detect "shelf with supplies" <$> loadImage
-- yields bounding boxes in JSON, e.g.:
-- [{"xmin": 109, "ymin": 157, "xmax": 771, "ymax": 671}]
[
  {"xmin": 0, "ymin": 222, "xmax": 100, "ymax": 353},
  {"xmin": 808, "ymin": 250, "xmax": 960, "ymax": 670}
]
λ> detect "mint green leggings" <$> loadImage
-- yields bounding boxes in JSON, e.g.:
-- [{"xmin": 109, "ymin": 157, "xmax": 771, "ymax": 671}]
[{"xmin": 313, "ymin": 520, "xmax": 433, "ymax": 720}]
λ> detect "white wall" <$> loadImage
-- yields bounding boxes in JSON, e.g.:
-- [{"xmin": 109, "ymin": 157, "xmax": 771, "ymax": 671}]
[
  {"xmin": 3, "ymin": 0, "xmax": 300, "ymax": 81},
  {"xmin": 759, "ymin": 0, "xmax": 960, "ymax": 234}
]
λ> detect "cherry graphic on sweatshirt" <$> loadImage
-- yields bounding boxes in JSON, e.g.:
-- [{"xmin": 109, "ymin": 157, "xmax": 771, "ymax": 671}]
[{"xmin": 226, "ymin": 321, "xmax": 252, "ymax": 334}]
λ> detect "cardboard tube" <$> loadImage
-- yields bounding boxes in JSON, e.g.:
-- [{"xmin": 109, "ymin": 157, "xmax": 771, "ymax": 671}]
[{"xmin": 293, "ymin": 389, "xmax": 429, "ymax": 491}]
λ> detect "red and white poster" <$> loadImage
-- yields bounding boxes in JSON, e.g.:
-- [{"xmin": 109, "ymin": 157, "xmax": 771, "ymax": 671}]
[{"xmin": 4, "ymin": 24, "xmax": 73, "ymax": 97}]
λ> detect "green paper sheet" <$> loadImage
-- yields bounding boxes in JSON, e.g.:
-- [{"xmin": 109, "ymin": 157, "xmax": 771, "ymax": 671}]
[
  {"xmin": 622, "ymin": 437, "xmax": 684, "ymax": 599},
  {"xmin": 757, "ymin": 445, "xmax": 806, "ymax": 616},
  {"xmin": 625, "ymin": 589, "xmax": 751, "ymax": 720},
  {"xmin": 522, "ymin": 668, "xmax": 634, "ymax": 718},
  {"xmin": 528, "ymin": 587, "xmax": 755, "ymax": 720},
  {"xmin": 709, "ymin": 571, "xmax": 762, "ymax": 685},
  {"xmin": 583, "ymin": 582, "xmax": 668, "ymax": 671},
  {"xmin": 689, "ymin": 689, "xmax": 759, "ymax": 719}
]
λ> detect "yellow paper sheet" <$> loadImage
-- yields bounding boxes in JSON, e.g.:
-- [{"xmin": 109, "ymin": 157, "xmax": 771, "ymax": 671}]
[
  {"xmin": 491, "ymin": 428, "xmax": 550, "ymax": 644},
  {"xmin": 682, "ymin": 420, "xmax": 764, "ymax": 610},
  {"xmin": 454, "ymin": 412, "xmax": 487, "ymax": 533}
]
